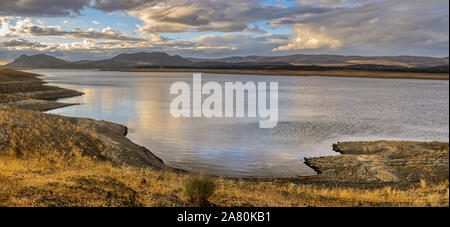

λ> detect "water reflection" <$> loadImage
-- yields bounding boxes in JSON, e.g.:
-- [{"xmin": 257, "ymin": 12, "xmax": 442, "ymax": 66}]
[{"xmin": 31, "ymin": 69, "xmax": 450, "ymax": 177}]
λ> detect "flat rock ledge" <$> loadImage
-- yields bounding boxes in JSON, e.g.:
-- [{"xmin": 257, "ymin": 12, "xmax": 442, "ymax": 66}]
[{"xmin": 305, "ymin": 141, "xmax": 449, "ymax": 184}]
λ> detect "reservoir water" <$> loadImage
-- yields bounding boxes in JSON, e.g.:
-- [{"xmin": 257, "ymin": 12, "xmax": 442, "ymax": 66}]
[{"xmin": 31, "ymin": 70, "xmax": 449, "ymax": 177}]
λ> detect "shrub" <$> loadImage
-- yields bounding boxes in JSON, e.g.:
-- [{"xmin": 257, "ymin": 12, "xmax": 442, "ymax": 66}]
[
  {"xmin": 420, "ymin": 179, "xmax": 427, "ymax": 189},
  {"xmin": 184, "ymin": 173, "xmax": 216, "ymax": 207}
]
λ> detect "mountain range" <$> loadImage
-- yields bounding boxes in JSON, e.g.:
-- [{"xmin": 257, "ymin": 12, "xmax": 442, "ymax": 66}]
[{"xmin": 3, "ymin": 52, "xmax": 449, "ymax": 70}]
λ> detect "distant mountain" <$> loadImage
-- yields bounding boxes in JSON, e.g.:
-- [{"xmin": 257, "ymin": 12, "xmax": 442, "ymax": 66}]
[
  {"xmin": 84, "ymin": 52, "xmax": 193, "ymax": 68},
  {"xmin": 3, "ymin": 52, "xmax": 449, "ymax": 70},
  {"xmin": 188, "ymin": 54, "xmax": 449, "ymax": 68},
  {"xmin": 191, "ymin": 61, "xmax": 292, "ymax": 68},
  {"xmin": 4, "ymin": 52, "xmax": 193, "ymax": 68},
  {"xmin": 5, "ymin": 54, "xmax": 70, "ymax": 68}
]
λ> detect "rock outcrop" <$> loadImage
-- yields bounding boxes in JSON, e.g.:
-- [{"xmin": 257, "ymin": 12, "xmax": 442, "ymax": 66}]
[
  {"xmin": 0, "ymin": 69, "xmax": 167, "ymax": 170},
  {"xmin": 305, "ymin": 141, "xmax": 449, "ymax": 184}
]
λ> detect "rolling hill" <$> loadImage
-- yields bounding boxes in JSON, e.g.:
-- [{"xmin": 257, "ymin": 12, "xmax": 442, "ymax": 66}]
[
  {"xmin": 3, "ymin": 52, "xmax": 449, "ymax": 71},
  {"xmin": 4, "ymin": 52, "xmax": 193, "ymax": 68},
  {"xmin": 188, "ymin": 54, "xmax": 449, "ymax": 68},
  {"xmin": 6, "ymin": 54, "xmax": 71, "ymax": 68}
]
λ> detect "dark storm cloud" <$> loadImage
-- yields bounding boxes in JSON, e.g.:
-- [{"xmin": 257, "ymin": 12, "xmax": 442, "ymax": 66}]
[
  {"xmin": 132, "ymin": 0, "xmax": 329, "ymax": 33},
  {"xmin": 0, "ymin": 39, "xmax": 47, "ymax": 48},
  {"xmin": 0, "ymin": 0, "xmax": 154, "ymax": 17},
  {"xmin": 21, "ymin": 25, "xmax": 145, "ymax": 41},
  {"xmin": 0, "ymin": 0, "xmax": 90, "ymax": 17}
]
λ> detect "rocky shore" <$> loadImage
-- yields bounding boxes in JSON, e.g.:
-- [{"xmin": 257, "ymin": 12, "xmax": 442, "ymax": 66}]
[
  {"xmin": 0, "ymin": 69, "xmax": 166, "ymax": 170},
  {"xmin": 2, "ymin": 69, "xmax": 449, "ymax": 185},
  {"xmin": 305, "ymin": 141, "xmax": 449, "ymax": 185},
  {"xmin": 0, "ymin": 68, "xmax": 448, "ymax": 207}
]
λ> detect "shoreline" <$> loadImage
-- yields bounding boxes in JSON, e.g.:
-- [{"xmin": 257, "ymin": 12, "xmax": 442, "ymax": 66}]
[
  {"xmin": 0, "ymin": 69, "xmax": 448, "ymax": 183},
  {"xmin": 1, "ymin": 68, "xmax": 449, "ymax": 207},
  {"xmin": 12, "ymin": 67, "xmax": 450, "ymax": 80},
  {"xmin": 0, "ymin": 69, "xmax": 169, "ymax": 170}
]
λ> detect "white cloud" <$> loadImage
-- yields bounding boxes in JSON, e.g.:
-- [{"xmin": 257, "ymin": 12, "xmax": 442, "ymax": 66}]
[
  {"xmin": 0, "ymin": 0, "xmax": 449, "ymax": 60},
  {"xmin": 273, "ymin": 0, "xmax": 449, "ymax": 54},
  {"xmin": 1, "ymin": 18, "xmax": 145, "ymax": 41},
  {"xmin": 274, "ymin": 24, "xmax": 342, "ymax": 51}
]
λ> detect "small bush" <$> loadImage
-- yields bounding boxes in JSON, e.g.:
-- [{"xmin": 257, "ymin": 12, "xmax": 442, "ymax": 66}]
[
  {"xmin": 184, "ymin": 174, "xmax": 216, "ymax": 207},
  {"xmin": 420, "ymin": 179, "xmax": 427, "ymax": 189}
]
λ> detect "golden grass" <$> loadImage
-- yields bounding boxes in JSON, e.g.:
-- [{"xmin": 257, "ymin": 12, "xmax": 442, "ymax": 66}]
[
  {"xmin": 0, "ymin": 108, "xmax": 108, "ymax": 161},
  {"xmin": 0, "ymin": 154, "xmax": 448, "ymax": 207}
]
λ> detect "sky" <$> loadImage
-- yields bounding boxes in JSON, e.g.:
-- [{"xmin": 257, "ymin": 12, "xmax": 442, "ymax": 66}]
[{"xmin": 0, "ymin": 0, "xmax": 449, "ymax": 63}]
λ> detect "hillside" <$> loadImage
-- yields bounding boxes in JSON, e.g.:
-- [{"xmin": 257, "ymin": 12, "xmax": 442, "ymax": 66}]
[
  {"xmin": 3, "ymin": 52, "xmax": 449, "ymax": 71},
  {"xmin": 5, "ymin": 54, "xmax": 70, "ymax": 68},
  {"xmin": 188, "ymin": 54, "xmax": 449, "ymax": 68},
  {"xmin": 4, "ymin": 52, "xmax": 194, "ymax": 68},
  {"xmin": 84, "ymin": 52, "xmax": 193, "ymax": 68}
]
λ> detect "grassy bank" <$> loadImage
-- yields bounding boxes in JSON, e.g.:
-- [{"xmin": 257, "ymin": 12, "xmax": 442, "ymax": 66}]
[
  {"xmin": 0, "ymin": 69, "xmax": 448, "ymax": 207},
  {"xmin": 0, "ymin": 108, "xmax": 447, "ymax": 207},
  {"xmin": 1, "ymin": 155, "xmax": 448, "ymax": 207}
]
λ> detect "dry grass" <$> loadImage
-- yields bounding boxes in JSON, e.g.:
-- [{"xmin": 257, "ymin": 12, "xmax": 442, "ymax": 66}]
[
  {"xmin": 0, "ymin": 108, "xmax": 108, "ymax": 161},
  {"xmin": 0, "ymin": 69, "xmax": 60, "ymax": 104},
  {"xmin": 0, "ymin": 154, "xmax": 448, "ymax": 207},
  {"xmin": 184, "ymin": 173, "xmax": 216, "ymax": 207},
  {"xmin": 0, "ymin": 69, "xmax": 42, "ymax": 83}
]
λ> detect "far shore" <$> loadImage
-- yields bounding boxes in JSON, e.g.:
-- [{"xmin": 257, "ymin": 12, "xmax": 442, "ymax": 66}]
[
  {"xmin": 11, "ymin": 67, "xmax": 450, "ymax": 80},
  {"xmin": 102, "ymin": 68, "xmax": 450, "ymax": 80}
]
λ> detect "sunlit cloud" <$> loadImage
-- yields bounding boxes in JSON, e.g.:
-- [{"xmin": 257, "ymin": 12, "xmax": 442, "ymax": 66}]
[
  {"xmin": 273, "ymin": 24, "xmax": 342, "ymax": 51},
  {"xmin": 0, "ymin": 0, "xmax": 448, "ymax": 62}
]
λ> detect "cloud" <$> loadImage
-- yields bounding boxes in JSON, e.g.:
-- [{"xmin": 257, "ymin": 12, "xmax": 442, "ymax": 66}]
[
  {"xmin": 0, "ymin": 0, "xmax": 154, "ymax": 17},
  {"xmin": 274, "ymin": 24, "xmax": 342, "ymax": 51},
  {"xmin": 272, "ymin": 0, "xmax": 449, "ymax": 54},
  {"xmin": 0, "ymin": 0, "xmax": 89, "ymax": 17},
  {"xmin": 25, "ymin": 26, "xmax": 145, "ymax": 41},
  {"xmin": 0, "ymin": 0, "xmax": 448, "ymax": 59},
  {"xmin": 0, "ymin": 39, "xmax": 48, "ymax": 49},
  {"xmin": 1, "ymin": 18, "xmax": 145, "ymax": 41},
  {"xmin": 130, "ymin": 0, "xmax": 327, "ymax": 33},
  {"xmin": 0, "ymin": 32, "xmax": 282, "ymax": 62},
  {"xmin": 90, "ymin": 0, "xmax": 155, "ymax": 12},
  {"xmin": 296, "ymin": 0, "xmax": 374, "ymax": 7}
]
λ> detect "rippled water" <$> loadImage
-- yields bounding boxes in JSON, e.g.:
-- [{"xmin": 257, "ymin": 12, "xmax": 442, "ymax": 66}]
[{"xmin": 31, "ymin": 69, "xmax": 449, "ymax": 177}]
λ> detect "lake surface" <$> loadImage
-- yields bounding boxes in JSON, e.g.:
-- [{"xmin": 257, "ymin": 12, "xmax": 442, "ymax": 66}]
[{"xmin": 31, "ymin": 70, "xmax": 449, "ymax": 177}]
